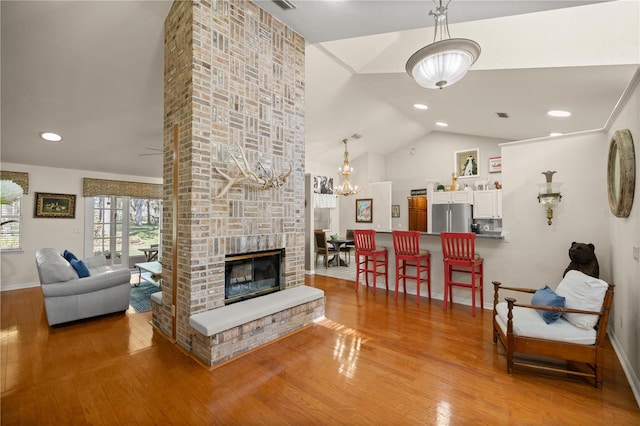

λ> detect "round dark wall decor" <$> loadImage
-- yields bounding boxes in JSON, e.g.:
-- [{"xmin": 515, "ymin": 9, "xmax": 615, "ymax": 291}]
[{"xmin": 607, "ymin": 129, "xmax": 635, "ymax": 217}]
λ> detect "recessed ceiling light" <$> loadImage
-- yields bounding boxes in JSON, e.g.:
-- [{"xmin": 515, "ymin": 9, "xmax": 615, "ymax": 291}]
[
  {"xmin": 549, "ymin": 132, "xmax": 563, "ymax": 137},
  {"xmin": 413, "ymin": 103, "xmax": 428, "ymax": 110},
  {"xmin": 547, "ymin": 110, "xmax": 571, "ymax": 118},
  {"xmin": 435, "ymin": 122, "xmax": 448, "ymax": 127},
  {"xmin": 40, "ymin": 132, "xmax": 63, "ymax": 142}
]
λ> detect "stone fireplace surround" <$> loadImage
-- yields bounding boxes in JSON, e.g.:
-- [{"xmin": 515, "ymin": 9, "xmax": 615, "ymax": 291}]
[{"xmin": 155, "ymin": 1, "xmax": 325, "ymax": 367}]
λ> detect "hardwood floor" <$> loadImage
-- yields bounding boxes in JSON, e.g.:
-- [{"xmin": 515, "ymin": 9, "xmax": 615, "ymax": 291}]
[{"xmin": 2, "ymin": 276, "xmax": 638, "ymax": 425}]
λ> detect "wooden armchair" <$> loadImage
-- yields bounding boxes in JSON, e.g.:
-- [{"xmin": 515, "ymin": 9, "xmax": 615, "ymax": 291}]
[{"xmin": 492, "ymin": 276, "xmax": 614, "ymax": 388}]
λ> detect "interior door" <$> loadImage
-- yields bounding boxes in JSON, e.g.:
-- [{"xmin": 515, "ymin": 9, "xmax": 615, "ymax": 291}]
[{"xmin": 408, "ymin": 196, "xmax": 427, "ymax": 232}]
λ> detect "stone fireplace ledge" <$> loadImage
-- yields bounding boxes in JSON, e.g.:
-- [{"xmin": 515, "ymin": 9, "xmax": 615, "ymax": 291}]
[{"xmin": 189, "ymin": 285, "xmax": 324, "ymax": 337}]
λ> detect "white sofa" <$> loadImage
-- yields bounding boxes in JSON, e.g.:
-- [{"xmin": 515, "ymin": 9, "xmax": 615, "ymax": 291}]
[{"xmin": 36, "ymin": 248, "xmax": 132, "ymax": 326}]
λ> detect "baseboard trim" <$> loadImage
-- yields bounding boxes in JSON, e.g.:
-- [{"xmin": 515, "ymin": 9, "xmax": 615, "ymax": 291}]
[
  {"xmin": 608, "ymin": 328, "xmax": 640, "ymax": 409},
  {"xmin": 1, "ymin": 281, "xmax": 40, "ymax": 292}
]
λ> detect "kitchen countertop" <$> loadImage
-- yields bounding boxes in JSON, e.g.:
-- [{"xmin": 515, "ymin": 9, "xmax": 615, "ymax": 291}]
[{"xmin": 376, "ymin": 230, "xmax": 505, "ymax": 240}]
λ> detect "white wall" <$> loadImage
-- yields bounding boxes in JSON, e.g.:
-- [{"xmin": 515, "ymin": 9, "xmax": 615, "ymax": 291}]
[
  {"xmin": 499, "ymin": 130, "xmax": 611, "ymax": 284},
  {"xmin": 0, "ymin": 162, "xmax": 161, "ymax": 290},
  {"xmin": 337, "ymin": 181, "xmax": 392, "ymax": 235},
  {"xmin": 605, "ymin": 76, "xmax": 640, "ymax": 401}
]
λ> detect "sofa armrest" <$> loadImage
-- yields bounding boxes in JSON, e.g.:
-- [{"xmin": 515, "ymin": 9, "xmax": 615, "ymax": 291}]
[
  {"xmin": 83, "ymin": 255, "xmax": 106, "ymax": 269},
  {"xmin": 41, "ymin": 268, "xmax": 131, "ymax": 297}
]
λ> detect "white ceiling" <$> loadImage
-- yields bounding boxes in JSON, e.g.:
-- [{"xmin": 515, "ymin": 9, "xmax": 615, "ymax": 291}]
[{"xmin": 1, "ymin": 1, "xmax": 638, "ymax": 178}]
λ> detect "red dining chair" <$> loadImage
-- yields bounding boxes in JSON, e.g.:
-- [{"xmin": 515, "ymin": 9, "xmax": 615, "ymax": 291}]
[
  {"xmin": 392, "ymin": 230, "xmax": 431, "ymax": 304},
  {"xmin": 441, "ymin": 232, "xmax": 484, "ymax": 316},
  {"xmin": 353, "ymin": 229, "xmax": 388, "ymax": 294}
]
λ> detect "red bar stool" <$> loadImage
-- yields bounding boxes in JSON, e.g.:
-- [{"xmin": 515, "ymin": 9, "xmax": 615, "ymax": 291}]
[
  {"xmin": 353, "ymin": 229, "xmax": 388, "ymax": 294},
  {"xmin": 441, "ymin": 232, "xmax": 484, "ymax": 316},
  {"xmin": 392, "ymin": 230, "xmax": 431, "ymax": 304}
]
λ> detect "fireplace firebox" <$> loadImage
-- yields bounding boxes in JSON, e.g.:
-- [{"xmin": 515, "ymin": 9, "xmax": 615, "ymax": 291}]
[{"xmin": 224, "ymin": 249, "xmax": 284, "ymax": 305}]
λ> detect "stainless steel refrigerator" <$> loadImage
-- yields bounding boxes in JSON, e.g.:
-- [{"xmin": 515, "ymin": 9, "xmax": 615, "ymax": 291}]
[{"xmin": 432, "ymin": 203, "xmax": 473, "ymax": 233}]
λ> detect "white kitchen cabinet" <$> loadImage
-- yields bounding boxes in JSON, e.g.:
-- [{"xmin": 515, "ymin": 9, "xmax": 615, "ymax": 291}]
[
  {"xmin": 431, "ymin": 190, "xmax": 474, "ymax": 204},
  {"xmin": 473, "ymin": 190, "xmax": 502, "ymax": 218}
]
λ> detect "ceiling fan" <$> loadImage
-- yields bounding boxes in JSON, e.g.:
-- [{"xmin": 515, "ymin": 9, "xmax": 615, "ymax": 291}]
[{"xmin": 138, "ymin": 147, "xmax": 163, "ymax": 156}]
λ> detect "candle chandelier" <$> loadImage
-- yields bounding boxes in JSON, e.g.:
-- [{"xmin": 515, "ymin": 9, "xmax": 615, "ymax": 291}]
[
  {"xmin": 333, "ymin": 139, "xmax": 361, "ymax": 196},
  {"xmin": 406, "ymin": 0, "xmax": 481, "ymax": 90}
]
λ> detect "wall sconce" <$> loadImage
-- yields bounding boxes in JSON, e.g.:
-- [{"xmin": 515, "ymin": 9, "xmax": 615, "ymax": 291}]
[{"xmin": 537, "ymin": 171, "xmax": 562, "ymax": 225}]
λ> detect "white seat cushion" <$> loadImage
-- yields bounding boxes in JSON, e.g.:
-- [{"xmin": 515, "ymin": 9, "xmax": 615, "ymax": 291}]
[{"xmin": 495, "ymin": 302, "xmax": 596, "ymax": 345}]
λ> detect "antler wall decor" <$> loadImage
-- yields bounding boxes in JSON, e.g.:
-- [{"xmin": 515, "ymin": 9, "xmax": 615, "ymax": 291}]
[{"xmin": 212, "ymin": 141, "xmax": 293, "ymax": 199}]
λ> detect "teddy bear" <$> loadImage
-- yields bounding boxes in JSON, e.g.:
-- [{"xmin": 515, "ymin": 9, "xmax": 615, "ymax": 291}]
[{"xmin": 563, "ymin": 242, "xmax": 599, "ymax": 278}]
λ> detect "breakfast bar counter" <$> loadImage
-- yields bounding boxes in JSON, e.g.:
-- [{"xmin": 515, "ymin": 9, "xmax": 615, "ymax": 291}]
[{"xmin": 362, "ymin": 230, "xmax": 506, "ymax": 310}]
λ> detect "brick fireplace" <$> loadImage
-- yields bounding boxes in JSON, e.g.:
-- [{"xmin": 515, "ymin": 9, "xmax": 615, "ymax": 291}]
[{"xmin": 154, "ymin": 0, "xmax": 324, "ymax": 366}]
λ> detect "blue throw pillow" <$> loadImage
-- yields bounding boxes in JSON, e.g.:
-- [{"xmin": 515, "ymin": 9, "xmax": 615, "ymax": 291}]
[
  {"xmin": 531, "ymin": 285, "xmax": 566, "ymax": 324},
  {"xmin": 63, "ymin": 249, "xmax": 78, "ymax": 263},
  {"xmin": 70, "ymin": 259, "xmax": 91, "ymax": 278}
]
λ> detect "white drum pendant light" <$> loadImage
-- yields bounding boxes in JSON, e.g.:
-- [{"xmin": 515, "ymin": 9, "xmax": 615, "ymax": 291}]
[{"xmin": 406, "ymin": 0, "xmax": 480, "ymax": 90}]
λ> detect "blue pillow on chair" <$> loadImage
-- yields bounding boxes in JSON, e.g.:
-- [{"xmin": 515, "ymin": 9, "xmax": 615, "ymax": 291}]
[
  {"xmin": 531, "ymin": 285, "xmax": 566, "ymax": 324},
  {"xmin": 70, "ymin": 259, "xmax": 91, "ymax": 278},
  {"xmin": 63, "ymin": 249, "xmax": 78, "ymax": 263}
]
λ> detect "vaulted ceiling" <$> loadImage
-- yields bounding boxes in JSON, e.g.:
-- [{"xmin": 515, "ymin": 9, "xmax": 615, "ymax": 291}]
[{"xmin": 2, "ymin": 1, "xmax": 638, "ymax": 178}]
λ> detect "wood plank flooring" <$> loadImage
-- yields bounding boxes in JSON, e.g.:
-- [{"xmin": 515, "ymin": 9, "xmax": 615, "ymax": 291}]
[{"xmin": 2, "ymin": 275, "xmax": 639, "ymax": 425}]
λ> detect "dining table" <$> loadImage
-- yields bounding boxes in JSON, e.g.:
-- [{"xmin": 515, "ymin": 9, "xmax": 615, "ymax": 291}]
[{"xmin": 327, "ymin": 238, "xmax": 354, "ymax": 267}]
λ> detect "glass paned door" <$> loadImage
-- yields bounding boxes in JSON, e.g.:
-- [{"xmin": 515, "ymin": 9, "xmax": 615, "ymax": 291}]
[
  {"xmin": 89, "ymin": 196, "xmax": 161, "ymax": 268},
  {"xmin": 92, "ymin": 196, "xmax": 125, "ymax": 266}
]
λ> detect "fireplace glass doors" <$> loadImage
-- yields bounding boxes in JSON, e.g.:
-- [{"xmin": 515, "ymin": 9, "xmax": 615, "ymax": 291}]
[{"xmin": 224, "ymin": 249, "xmax": 284, "ymax": 305}]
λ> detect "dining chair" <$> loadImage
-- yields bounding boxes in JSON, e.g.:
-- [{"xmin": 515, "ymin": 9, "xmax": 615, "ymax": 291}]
[
  {"xmin": 440, "ymin": 232, "xmax": 484, "ymax": 316},
  {"xmin": 314, "ymin": 229, "xmax": 340, "ymax": 268},
  {"xmin": 392, "ymin": 230, "xmax": 431, "ymax": 304},
  {"xmin": 340, "ymin": 229, "xmax": 355, "ymax": 263},
  {"xmin": 353, "ymin": 229, "xmax": 388, "ymax": 294}
]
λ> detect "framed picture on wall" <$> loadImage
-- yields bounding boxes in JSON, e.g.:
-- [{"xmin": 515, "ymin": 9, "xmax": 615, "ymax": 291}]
[
  {"xmin": 488, "ymin": 156, "xmax": 502, "ymax": 173},
  {"xmin": 454, "ymin": 148, "xmax": 480, "ymax": 178},
  {"xmin": 34, "ymin": 192, "xmax": 76, "ymax": 218},
  {"xmin": 355, "ymin": 198, "xmax": 373, "ymax": 223},
  {"xmin": 313, "ymin": 175, "xmax": 334, "ymax": 194},
  {"xmin": 391, "ymin": 204, "xmax": 400, "ymax": 218}
]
